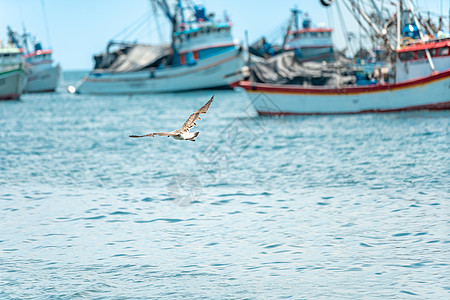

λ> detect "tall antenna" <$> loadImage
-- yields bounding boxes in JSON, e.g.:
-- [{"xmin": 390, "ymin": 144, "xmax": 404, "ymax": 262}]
[{"xmin": 41, "ymin": 0, "xmax": 52, "ymax": 47}]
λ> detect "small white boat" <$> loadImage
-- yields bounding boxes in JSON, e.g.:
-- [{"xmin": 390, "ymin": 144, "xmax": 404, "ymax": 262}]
[
  {"xmin": 0, "ymin": 45, "xmax": 27, "ymax": 100},
  {"xmin": 74, "ymin": 1, "xmax": 243, "ymax": 94},
  {"xmin": 23, "ymin": 49, "xmax": 61, "ymax": 93},
  {"xmin": 7, "ymin": 26, "xmax": 61, "ymax": 93}
]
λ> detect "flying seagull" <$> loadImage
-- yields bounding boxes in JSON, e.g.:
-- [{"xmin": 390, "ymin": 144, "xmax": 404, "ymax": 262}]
[{"xmin": 129, "ymin": 96, "xmax": 214, "ymax": 142}]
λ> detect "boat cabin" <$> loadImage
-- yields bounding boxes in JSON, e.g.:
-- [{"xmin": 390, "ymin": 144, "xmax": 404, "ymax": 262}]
[
  {"xmin": 23, "ymin": 49, "xmax": 53, "ymax": 64},
  {"xmin": 395, "ymin": 38, "xmax": 450, "ymax": 82},
  {"xmin": 398, "ymin": 39, "xmax": 450, "ymax": 61},
  {"xmin": 288, "ymin": 28, "xmax": 333, "ymax": 40},
  {"xmin": 0, "ymin": 47, "xmax": 23, "ymax": 69}
]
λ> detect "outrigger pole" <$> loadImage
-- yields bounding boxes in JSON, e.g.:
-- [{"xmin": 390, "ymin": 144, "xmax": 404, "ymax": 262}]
[{"xmin": 406, "ymin": 0, "xmax": 436, "ymax": 73}]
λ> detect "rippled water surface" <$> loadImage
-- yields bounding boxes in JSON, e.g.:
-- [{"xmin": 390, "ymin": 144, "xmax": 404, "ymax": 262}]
[{"xmin": 0, "ymin": 72, "xmax": 449, "ymax": 299}]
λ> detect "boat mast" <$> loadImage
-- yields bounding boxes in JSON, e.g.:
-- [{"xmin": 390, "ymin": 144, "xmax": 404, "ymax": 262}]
[
  {"xmin": 338, "ymin": 1, "xmax": 389, "ymax": 53},
  {"xmin": 369, "ymin": 0, "xmax": 384, "ymax": 23},
  {"xmin": 281, "ymin": 7, "xmax": 301, "ymax": 50},
  {"xmin": 405, "ymin": 0, "xmax": 436, "ymax": 73},
  {"xmin": 347, "ymin": 0, "xmax": 396, "ymax": 52},
  {"xmin": 396, "ymin": 1, "xmax": 401, "ymax": 50},
  {"xmin": 177, "ymin": 0, "xmax": 186, "ymax": 26},
  {"xmin": 151, "ymin": 0, "xmax": 176, "ymax": 46},
  {"xmin": 21, "ymin": 27, "xmax": 31, "ymax": 54},
  {"xmin": 7, "ymin": 26, "xmax": 21, "ymax": 49}
]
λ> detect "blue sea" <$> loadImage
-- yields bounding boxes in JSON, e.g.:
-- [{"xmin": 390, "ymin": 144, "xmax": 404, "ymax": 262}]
[{"xmin": 0, "ymin": 71, "xmax": 449, "ymax": 299}]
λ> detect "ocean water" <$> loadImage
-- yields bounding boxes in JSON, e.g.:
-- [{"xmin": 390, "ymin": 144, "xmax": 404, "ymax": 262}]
[{"xmin": 0, "ymin": 71, "xmax": 449, "ymax": 299}]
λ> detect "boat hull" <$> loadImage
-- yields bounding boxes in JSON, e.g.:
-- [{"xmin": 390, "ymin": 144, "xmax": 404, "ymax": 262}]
[
  {"xmin": 231, "ymin": 70, "xmax": 450, "ymax": 115},
  {"xmin": 25, "ymin": 63, "xmax": 61, "ymax": 93},
  {"xmin": 0, "ymin": 68, "xmax": 27, "ymax": 100},
  {"xmin": 75, "ymin": 47, "xmax": 243, "ymax": 94}
]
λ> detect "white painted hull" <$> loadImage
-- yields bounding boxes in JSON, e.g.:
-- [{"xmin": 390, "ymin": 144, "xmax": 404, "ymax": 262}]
[
  {"xmin": 25, "ymin": 63, "xmax": 61, "ymax": 93},
  {"xmin": 75, "ymin": 47, "xmax": 243, "ymax": 94},
  {"xmin": 0, "ymin": 68, "xmax": 27, "ymax": 100},
  {"xmin": 233, "ymin": 70, "xmax": 450, "ymax": 115},
  {"xmin": 396, "ymin": 56, "xmax": 450, "ymax": 82}
]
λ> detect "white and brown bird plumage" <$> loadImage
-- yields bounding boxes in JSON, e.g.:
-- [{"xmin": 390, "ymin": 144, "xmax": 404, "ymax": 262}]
[{"xmin": 129, "ymin": 96, "xmax": 214, "ymax": 142}]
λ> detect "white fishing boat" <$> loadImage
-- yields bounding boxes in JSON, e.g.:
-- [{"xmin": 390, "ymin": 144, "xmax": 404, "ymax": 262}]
[
  {"xmin": 249, "ymin": 8, "xmax": 334, "ymax": 62},
  {"xmin": 7, "ymin": 26, "xmax": 61, "ymax": 93},
  {"xmin": 231, "ymin": 0, "xmax": 450, "ymax": 115},
  {"xmin": 283, "ymin": 9, "xmax": 334, "ymax": 61},
  {"xmin": 73, "ymin": 0, "xmax": 243, "ymax": 94},
  {"xmin": 0, "ymin": 44, "xmax": 27, "ymax": 100},
  {"xmin": 23, "ymin": 49, "xmax": 61, "ymax": 93}
]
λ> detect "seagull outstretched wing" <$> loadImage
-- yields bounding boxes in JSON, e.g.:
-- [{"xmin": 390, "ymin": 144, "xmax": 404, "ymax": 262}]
[
  {"xmin": 129, "ymin": 132, "xmax": 176, "ymax": 138},
  {"xmin": 129, "ymin": 95, "xmax": 214, "ymax": 139},
  {"xmin": 175, "ymin": 95, "xmax": 214, "ymax": 134}
]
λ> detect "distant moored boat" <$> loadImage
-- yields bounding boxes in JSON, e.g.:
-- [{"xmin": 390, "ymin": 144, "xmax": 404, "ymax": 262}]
[
  {"xmin": 7, "ymin": 26, "xmax": 61, "ymax": 93},
  {"xmin": 231, "ymin": 0, "xmax": 450, "ymax": 115},
  {"xmin": 0, "ymin": 44, "xmax": 27, "ymax": 100},
  {"xmin": 74, "ymin": 0, "xmax": 243, "ymax": 95}
]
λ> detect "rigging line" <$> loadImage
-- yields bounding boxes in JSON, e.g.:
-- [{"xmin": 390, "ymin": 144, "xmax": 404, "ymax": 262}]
[
  {"xmin": 151, "ymin": 0, "xmax": 165, "ymax": 43},
  {"xmin": 249, "ymin": 17, "xmax": 287, "ymax": 45},
  {"xmin": 336, "ymin": 0, "xmax": 353, "ymax": 57},
  {"xmin": 147, "ymin": 2, "xmax": 152, "ymax": 42},
  {"xmin": 111, "ymin": 13, "xmax": 148, "ymax": 41},
  {"xmin": 326, "ymin": 4, "xmax": 336, "ymax": 49},
  {"xmin": 133, "ymin": 15, "xmax": 155, "ymax": 43},
  {"xmin": 120, "ymin": 15, "xmax": 150, "ymax": 41},
  {"xmin": 268, "ymin": 19, "xmax": 290, "ymax": 45},
  {"xmin": 41, "ymin": 0, "xmax": 52, "ymax": 47},
  {"xmin": 344, "ymin": 0, "xmax": 381, "ymax": 50},
  {"xmin": 357, "ymin": 0, "xmax": 362, "ymax": 52}
]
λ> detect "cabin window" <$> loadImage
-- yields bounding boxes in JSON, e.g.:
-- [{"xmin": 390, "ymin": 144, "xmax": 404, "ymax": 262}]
[
  {"xmin": 399, "ymin": 51, "xmax": 414, "ymax": 61},
  {"xmin": 438, "ymin": 47, "xmax": 449, "ymax": 56},
  {"xmin": 417, "ymin": 50, "xmax": 425, "ymax": 59}
]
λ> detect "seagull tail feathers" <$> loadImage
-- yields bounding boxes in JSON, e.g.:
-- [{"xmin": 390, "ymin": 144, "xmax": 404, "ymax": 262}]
[{"xmin": 187, "ymin": 132, "xmax": 200, "ymax": 141}]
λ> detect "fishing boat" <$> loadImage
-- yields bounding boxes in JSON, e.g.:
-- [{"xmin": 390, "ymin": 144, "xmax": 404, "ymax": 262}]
[
  {"xmin": 73, "ymin": 0, "xmax": 243, "ymax": 94},
  {"xmin": 23, "ymin": 49, "xmax": 61, "ymax": 93},
  {"xmin": 0, "ymin": 43, "xmax": 27, "ymax": 100},
  {"xmin": 231, "ymin": 0, "xmax": 450, "ymax": 115},
  {"xmin": 7, "ymin": 26, "xmax": 61, "ymax": 93},
  {"xmin": 283, "ymin": 9, "xmax": 334, "ymax": 61},
  {"xmin": 249, "ymin": 8, "xmax": 334, "ymax": 62}
]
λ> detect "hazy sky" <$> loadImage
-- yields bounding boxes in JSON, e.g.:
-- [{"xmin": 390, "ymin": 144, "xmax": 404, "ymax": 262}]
[{"xmin": 1, "ymin": 0, "xmax": 447, "ymax": 70}]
